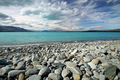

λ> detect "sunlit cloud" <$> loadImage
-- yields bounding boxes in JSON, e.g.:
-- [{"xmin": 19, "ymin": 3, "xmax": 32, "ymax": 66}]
[{"xmin": 0, "ymin": 0, "xmax": 120, "ymax": 30}]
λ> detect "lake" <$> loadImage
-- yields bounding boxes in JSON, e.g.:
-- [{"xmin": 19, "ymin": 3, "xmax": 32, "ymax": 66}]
[{"xmin": 0, "ymin": 32, "xmax": 120, "ymax": 45}]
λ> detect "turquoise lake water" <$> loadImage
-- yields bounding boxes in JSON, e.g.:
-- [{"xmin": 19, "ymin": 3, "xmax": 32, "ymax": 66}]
[{"xmin": 0, "ymin": 32, "xmax": 120, "ymax": 45}]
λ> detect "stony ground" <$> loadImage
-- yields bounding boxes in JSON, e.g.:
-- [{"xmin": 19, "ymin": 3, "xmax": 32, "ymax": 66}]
[{"xmin": 0, "ymin": 40, "xmax": 120, "ymax": 80}]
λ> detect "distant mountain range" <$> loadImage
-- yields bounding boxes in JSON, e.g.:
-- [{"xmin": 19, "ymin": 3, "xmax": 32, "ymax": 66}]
[
  {"xmin": 0, "ymin": 25, "xmax": 120, "ymax": 32},
  {"xmin": 40, "ymin": 29, "xmax": 120, "ymax": 32},
  {"xmin": 0, "ymin": 25, "xmax": 31, "ymax": 32}
]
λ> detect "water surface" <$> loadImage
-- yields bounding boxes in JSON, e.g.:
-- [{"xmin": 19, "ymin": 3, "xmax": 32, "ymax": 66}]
[{"xmin": 0, "ymin": 32, "xmax": 120, "ymax": 45}]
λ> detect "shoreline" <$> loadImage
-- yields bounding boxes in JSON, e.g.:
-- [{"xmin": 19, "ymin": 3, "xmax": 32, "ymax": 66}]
[
  {"xmin": 0, "ymin": 39, "xmax": 120, "ymax": 80},
  {"xmin": 0, "ymin": 39, "xmax": 120, "ymax": 47}
]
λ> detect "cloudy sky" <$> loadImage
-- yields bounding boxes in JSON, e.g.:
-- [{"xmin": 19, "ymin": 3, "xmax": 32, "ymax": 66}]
[{"xmin": 0, "ymin": 0, "xmax": 120, "ymax": 31}]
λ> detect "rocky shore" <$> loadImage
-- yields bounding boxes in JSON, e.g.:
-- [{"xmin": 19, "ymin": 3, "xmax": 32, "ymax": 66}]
[{"xmin": 0, "ymin": 40, "xmax": 120, "ymax": 80}]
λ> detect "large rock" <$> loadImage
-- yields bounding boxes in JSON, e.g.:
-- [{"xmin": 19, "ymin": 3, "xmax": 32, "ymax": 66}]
[
  {"xmin": 27, "ymin": 75, "xmax": 42, "ymax": 80},
  {"xmin": 8, "ymin": 70, "xmax": 25, "ymax": 78},
  {"xmin": 62, "ymin": 69, "xmax": 72, "ymax": 78},
  {"xmin": 25, "ymin": 68, "xmax": 38, "ymax": 76},
  {"xmin": 104, "ymin": 65, "xmax": 117, "ymax": 80},
  {"xmin": 38, "ymin": 67, "xmax": 50, "ymax": 76},
  {"xmin": 48, "ymin": 73, "xmax": 62, "ymax": 80}
]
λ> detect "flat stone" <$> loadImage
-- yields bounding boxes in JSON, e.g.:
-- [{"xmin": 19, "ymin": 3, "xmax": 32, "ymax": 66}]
[
  {"xmin": 0, "ymin": 58, "xmax": 6, "ymax": 65},
  {"xmin": 88, "ymin": 62, "xmax": 96, "ymax": 70},
  {"xmin": 65, "ymin": 61, "xmax": 77, "ymax": 68},
  {"xmin": 32, "ymin": 54, "xmax": 37, "ymax": 61},
  {"xmin": 83, "ymin": 57, "xmax": 91, "ymax": 62},
  {"xmin": 1, "ymin": 66, "xmax": 11, "ymax": 75},
  {"xmin": 73, "ymin": 74, "xmax": 81, "ymax": 80},
  {"xmin": 27, "ymin": 75, "xmax": 42, "ymax": 80},
  {"xmin": 68, "ymin": 55, "xmax": 74, "ymax": 59},
  {"xmin": 71, "ymin": 49, "xmax": 78, "ymax": 55},
  {"xmin": 52, "ymin": 63, "xmax": 64, "ymax": 68},
  {"xmin": 82, "ymin": 77, "xmax": 91, "ymax": 80},
  {"xmin": 93, "ymin": 71, "xmax": 99, "ymax": 79},
  {"xmin": 91, "ymin": 59, "xmax": 99, "ymax": 65},
  {"xmin": 8, "ymin": 70, "xmax": 25, "ymax": 78},
  {"xmin": 104, "ymin": 65, "xmax": 117, "ymax": 80},
  {"xmin": 18, "ymin": 73, "xmax": 24, "ymax": 80},
  {"xmin": 55, "ymin": 69, "xmax": 62, "ymax": 75},
  {"xmin": 38, "ymin": 67, "xmax": 50, "ymax": 76},
  {"xmin": 99, "ymin": 74, "xmax": 106, "ymax": 80},
  {"xmin": 48, "ymin": 73, "xmax": 62, "ymax": 80},
  {"xmin": 25, "ymin": 68, "xmax": 38, "ymax": 76},
  {"xmin": 15, "ymin": 61, "xmax": 25, "ymax": 70},
  {"xmin": 67, "ymin": 66, "xmax": 82, "ymax": 76},
  {"xmin": 62, "ymin": 69, "xmax": 72, "ymax": 78},
  {"xmin": 64, "ymin": 77, "xmax": 70, "ymax": 80},
  {"xmin": 32, "ymin": 61, "xmax": 40, "ymax": 66}
]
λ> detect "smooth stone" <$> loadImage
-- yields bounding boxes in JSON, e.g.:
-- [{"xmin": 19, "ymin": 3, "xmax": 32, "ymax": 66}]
[
  {"xmin": 84, "ymin": 63, "xmax": 91, "ymax": 70},
  {"xmin": 101, "ymin": 62, "xmax": 111, "ymax": 68},
  {"xmin": 46, "ymin": 77, "xmax": 52, "ymax": 80},
  {"xmin": 85, "ymin": 68, "xmax": 92, "ymax": 76},
  {"xmin": 93, "ymin": 71, "xmax": 99, "ymax": 79},
  {"xmin": 68, "ymin": 55, "xmax": 74, "ymax": 59},
  {"xmin": 27, "ymin": 75, "xmax": 42, "ymax": 80},
  {"xmin": 55, "ymin": 69, "xmax": 62, "ymax": 75},
  {"xmin": 18, "ymin": 73, "xmax": 24, "ymax": 80},
  {"xmin": 91, "ymin": 59, "xmax": 99, "ymax": 65},
  {"xmin": 38, "ymin": 67, "xmax": 50, "ymax": 76},
  {"xmin": 88, "ymin": 62, "xmax": 96, "ymax": 70},
  {"xmin": 52, "ymin": 63, "xmax": 64, "ymax": 68},
  {"xmin": 32, "ymin": 61, "xmax": 40, "ymax": 66},
  {"xmin": 65, "ymin": 61, "xmax": 77, "ymax": 68},
  {"xmin": 32, "ymin": 54, "xmax": 37, "ymax": 61},
  {"xmin": 114, "ymin": 76, "xmax": 119, "ymax": 80},
  {"xmin": 1, "ymin": 66, "xmax": 11, "ymax": 75},
  {"xmin": 34, "ymin": 65, "xmax": 44, "ymax": 70},
  {"xmin": 104, "ymin": 65, "xmax": 117, "ymax": 80},
  {"xmin": 99, "ymin": 74, "xmax": 105, "ymax": 80},
  {"xmin": 25, "ymin": 68, "xmax": 38, "ymax": 76},
  {"xmin": 67, "ymin": 66, "xmax": 82, "ymax": 76},
  {"xmin": 48, "ymin": 73, "xmax": 62, "ymax": 80},
  {"xmin": 0, "ymin": 59, "xmax": 6, "ymax": 65},
  {"xmin": 64, "ymin": 77, "xmax": 70, "ymax": 80},
  {"xmin": 62, "ymin": 69, "xmax": 72, "ymax": 78},
  {"xmin": 12, "ymin": 57, "xmax": 18, "ymax": 65},
  {"xmin": 15, "ymin": 61, "xmax": 25, "ymax": 70},
  {"xmin": 8, "ymin": 70, "xmax": 25, "ymax": 78},
  {"xmin": 82, "ymin": 77, "xmax": 91, "ymax": 80},
  {"xmin": 73, "ymin": 74, "xmax": 81, "ymax": 80},
  {"xmin": 83, "ymin": 57, "xmax": 91, "ymax": 62},
  {"xmin": 71, "ymin": 49, "xmax": 77, "ymax": 55}
]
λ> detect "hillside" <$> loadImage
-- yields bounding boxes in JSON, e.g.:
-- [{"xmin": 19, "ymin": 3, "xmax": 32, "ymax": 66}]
[{"xmin": 0, "ymin": 26, "xmax": 30, "ymax": 32}]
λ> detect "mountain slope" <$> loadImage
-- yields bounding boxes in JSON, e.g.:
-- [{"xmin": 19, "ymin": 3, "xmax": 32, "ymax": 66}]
[{"xmin": 0, "ymin": 26, "xmax": 30, "ymax": 32}]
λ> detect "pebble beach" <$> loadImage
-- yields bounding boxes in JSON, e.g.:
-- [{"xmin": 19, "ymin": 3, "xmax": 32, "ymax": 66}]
[{"xmin": 0, "ymin": 40, "xmax": 120, "ymax": 80}]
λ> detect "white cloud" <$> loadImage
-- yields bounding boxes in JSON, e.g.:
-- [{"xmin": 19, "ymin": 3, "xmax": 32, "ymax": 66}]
[{"xmin": 0, "ymin": 0, "xmax": 120, "ymax": 30}]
